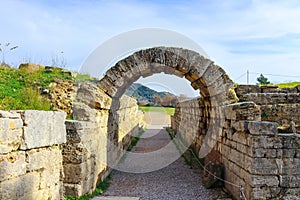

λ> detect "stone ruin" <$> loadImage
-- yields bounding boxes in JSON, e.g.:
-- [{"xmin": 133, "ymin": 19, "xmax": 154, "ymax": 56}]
[
  {"xmin": 0, "ymin": 46, "xmax": 299, "ymax": 200},
  {"xmin": 172, "ymin": 84, "xmax": 300, "ymax": 199}
]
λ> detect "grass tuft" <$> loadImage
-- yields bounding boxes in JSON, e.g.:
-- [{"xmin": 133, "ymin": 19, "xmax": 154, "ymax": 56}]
[{"xmin": 65, "ymin": 174, "xmax": 112, "ymax": 200}]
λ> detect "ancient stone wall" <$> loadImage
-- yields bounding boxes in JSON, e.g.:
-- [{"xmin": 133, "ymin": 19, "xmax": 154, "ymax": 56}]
[
  {"xmin": 171, "ymin": 97, "xmax": 205, "ymax": 153},
  {"xmin": 222, "ymin": 103, "xmax": 300, "ymax": 199},
  {"xmin": 172, "ymin": 98, "xmax": 300, "ymax": 199},
  {"xmin": 0, "ymin": 110, "xmax": 66, "ymax": 200},
  {"xmin": 62, "ymin": 82, "xmax": 145, "ymax": 197},
  {"xmin": 236, "ymin": 85, "xmax": 300, "ymax": 125},
  {"xmin": 0, "ymin": 82, "xmax": 144, "ymax": 199}
]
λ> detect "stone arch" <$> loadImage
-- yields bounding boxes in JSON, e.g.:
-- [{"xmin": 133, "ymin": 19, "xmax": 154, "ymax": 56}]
[
  {"xmin": 97, "ymin": 46, "xmax": 234, "ymax": 167},
  {"xmin": 98, "ymin": 47, "xmax": 233, "ymax": 99}
]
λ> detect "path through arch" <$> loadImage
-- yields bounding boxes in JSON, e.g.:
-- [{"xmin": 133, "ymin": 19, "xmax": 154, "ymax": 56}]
[{"xmin": 97, "ymin": 46, "xmax": 235, "ymax": 170}]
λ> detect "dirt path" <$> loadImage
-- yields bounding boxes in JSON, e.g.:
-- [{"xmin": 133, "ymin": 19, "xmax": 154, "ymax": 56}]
[{"xmin": 93, "ymin": 112, "xmax": 218, "ymax": 200}]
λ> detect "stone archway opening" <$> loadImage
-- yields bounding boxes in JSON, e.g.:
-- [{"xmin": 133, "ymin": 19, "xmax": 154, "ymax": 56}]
[
  {"xmin": 65, "ymin": 46, "xmax": 300, "ymax": 200},
  {"xmin": 97, "ymin": 46, "xmax": 235, "ymax": 169}
]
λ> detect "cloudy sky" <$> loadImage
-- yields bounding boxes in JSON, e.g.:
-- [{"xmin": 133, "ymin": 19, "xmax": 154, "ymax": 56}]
[{"xmin": 1, "ymin": 0, "xmax": 300, "ymax": 96}]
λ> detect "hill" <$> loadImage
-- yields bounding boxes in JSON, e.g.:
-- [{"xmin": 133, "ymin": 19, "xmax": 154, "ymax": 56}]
[
  {"xmin": 125, "ymin": 83, "xmax": 177, "ymax": 107},
  {"xmin": 0, "ymin": 63, "xmax": 95, "ymax": 116}
]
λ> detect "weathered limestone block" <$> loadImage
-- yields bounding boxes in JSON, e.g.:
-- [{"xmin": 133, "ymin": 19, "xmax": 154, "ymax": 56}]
[
  {"xmin": 19, "ymin": 63, "xmax": 45, "ymax": 72},
  {"xmin": 225, "ymin": 102, "xmax": 261, "ymax": 121},
  {"xmin": 97, "ymin": 77, "xmax": 118, "ymax": 97},
  {"xmin": 280, "ymin": 134, "xmax": 300, "ymax": 149},
  {"xmin": 276, "ymin": 158, "xmax": 300, "ymax": 175},
  {"xmin": 185, "ymin": 55, "xmax": 212, "ymax": 82},
  {"xmin": 0, "ymin": 172, "xmax": 40, "ymax": 200},
  {"xmin": 76, "ymin": 82, "xmax": 112, "ymax": 110},
  {"xmin": 64, "ymin": 159, "xmax": 94, "ymax": 184},
  {"xmin": 0, "ymin": 110, "xmax": 21, "ymax": 119},
  {"xmin": 281, "ymin": 149, "xmax": 297, "ymax": 158},
  {"xmin": 72, "ymin": 102, "xmax": 100, "ymax": 122},
  {"xmin": 39, "ymin": 164, "xmax": 61, "ymax": 190},
  {"xmin": 241, "ymin": 93, "xmax": 300, "ymax": 106},
  {"xmin": 251, "ymin": 135, "xmax": 283, "ymax": 149},
  {"xmin": 62, "ymin": 143, "xmax": 89, "ymax": 164},
  {"xmin": 201, "ymin": 63, "xmax": 225, "ymax": 86},
  {"xmin": 119, "ymin": 95, "xmax": 138, "ymax": 109},
  {"xmin": 26, "ymin": 146, "xmax": 62, "ymax": 172},
  {"xmin": 0, "ymin": 151, "xmax": 26, "ymax": 182},
  {"xmin": 280, "ymin": 175, "xmax": 300, "ymax": 187},
  {"xmin": 20, "ymin": 110, "xmax": 66, "ymax": 149},
  {"xmin": 252, "ymin": 175, "xmax": 279, "ymax": 187},
  {"xmin": 284, "ymin": 188, "xmax": 300, "ymax": 198},
  {"xmin": 261, "ymin": 85, "xmax": 280, "ymax": 93},
  {"xmin": 235, "ymin": 85, "xmax": 261, "ymax": 98},
  {"xmin": 164, "ymin": 67, "xmax": 184, "ymax": 78},
  {"xmin": 248, "ymin": 121, "xmax": 278, "ymax": 135},
  {"xmin": 105, "ymin": 66, "xmax": 125, "ymax": 86},
  {"xmin": 252, "ymin": 186, "xmax": 282, "ymax": 200},
  {"xmin": 252, "ymin": 158, "xmax": 278, "ymax": 175},
  {"xmin": 253, "ymin": 148, "xmax": 278, "ymax": 158},
  {"xmin": 0, "ymin": 117, "xmax": 23, "ymax": 130},
  {"xmin": 0, "ymin": 125, "xmax": 23, "ymax": 154}
]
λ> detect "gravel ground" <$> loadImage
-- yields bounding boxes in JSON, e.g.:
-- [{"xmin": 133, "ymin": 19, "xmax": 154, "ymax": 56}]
[{"xmin": 93, "ymin": 113, "xmax": 231, "ymax": 200}]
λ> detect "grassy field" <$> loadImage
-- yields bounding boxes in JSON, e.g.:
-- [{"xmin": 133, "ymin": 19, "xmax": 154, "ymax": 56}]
[{"xmin": 138, "ymin": 105, "xmax": 175, "ymax": 116}]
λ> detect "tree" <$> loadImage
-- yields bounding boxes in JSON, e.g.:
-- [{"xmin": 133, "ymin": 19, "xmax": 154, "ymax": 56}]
[
  {"xmin": 257, "ymin": 74, "xmax": 270, "ymax": 85},
  {"xmin": 0, "ymin": 43, "xmax": 18, "ymax": 66},
  {"xmin": 152, "ymin": 94, "xmax": 161, "ymax": 106}
]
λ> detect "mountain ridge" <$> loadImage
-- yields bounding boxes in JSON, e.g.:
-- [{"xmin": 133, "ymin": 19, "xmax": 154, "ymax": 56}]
[{"xmin": 125, "ymin": 83, "xmax": 177, "ymax": 107}]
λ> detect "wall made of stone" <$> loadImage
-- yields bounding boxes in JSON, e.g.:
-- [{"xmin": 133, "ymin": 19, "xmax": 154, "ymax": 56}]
[
  {"xmin": 63, "ymin": 82, "xmax": 145, "ymax": 197},
  {"xmin": 235, "ymin": 85, "xmax": 299, "ymax": 98},
  {"xmin": 221, "ymin": 118, "xmax": 300, "ymax": 199},
  {"xmin": 172, "ymin": 98, "xmax": 300, "ymax": 199},
  {"xmin": 236, "ymin": 85, "xmax": 300, "ymax": 125},
  {"xmin": 0, "ymin": 110, "xmax": 66, "ymax": 200},
  {"xmin": 171, "ymin": 97, "xmax": 206, "ymax": 154}
]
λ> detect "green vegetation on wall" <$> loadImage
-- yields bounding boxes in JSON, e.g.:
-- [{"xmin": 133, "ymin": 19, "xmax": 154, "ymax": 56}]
[{"xmin": 0, "ymin": 66, "xmax": 72, "ymax": 110}]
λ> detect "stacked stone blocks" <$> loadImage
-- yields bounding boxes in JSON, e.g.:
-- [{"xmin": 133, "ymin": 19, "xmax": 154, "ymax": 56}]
[{"xmin": 0, "ymin": 110, "xmax": 66, "ymax": 200}]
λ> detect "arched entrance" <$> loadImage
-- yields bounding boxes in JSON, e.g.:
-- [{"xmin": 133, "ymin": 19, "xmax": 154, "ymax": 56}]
[{"xmin": 97, "ymin": 46, "xmax": 235, "ymax": 168}]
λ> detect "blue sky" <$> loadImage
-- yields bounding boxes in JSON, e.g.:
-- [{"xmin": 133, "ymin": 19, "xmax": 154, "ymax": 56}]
[{"xmin": 1, "ymin": 0, "xmax": 300, "ymax": 96}]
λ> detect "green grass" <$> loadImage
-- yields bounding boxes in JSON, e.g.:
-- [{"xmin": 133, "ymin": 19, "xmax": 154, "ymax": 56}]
[
  {"xmin": 0, "ymin": 67, "xmax": 72, "ymax": 110},
  {"xmin": 258, "ymin": 82, "xmax": 300, "ymax": 88},
  {"xmin": 75, "ymin": 73, "xmax": 96, "ymax": 83},
  {"xmin": 127, "ymin": 129, "xmax": 145, "ymax": 151},
  {"xmin": 65, "ymin": 175, "xmax": 112, "ymax": 200},
  {"xmin": 274, "ymin": 82, "xmax": 300, "ymax": 88},
  {"xmin": 138, "ymin": 106, "xmax": 175, "ymax": 116}
]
